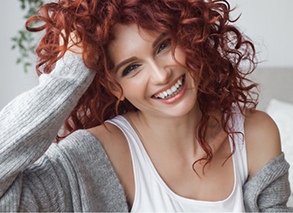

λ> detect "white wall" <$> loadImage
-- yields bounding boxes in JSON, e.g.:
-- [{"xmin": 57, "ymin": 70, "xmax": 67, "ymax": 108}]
[
  {"xmin": 1, "ymin": 0, "xmax": 293, "ymax": 110},
  {"xmin": 0, "ymin": 0, "xmax": 38, "ymax": 110},
  {"xmin": 229, "ymin": 0, "xmax": 293, "ymax": 68},
  {"xmin": 228, "ymin": 0, "xmax": 293, "ymax": 109}
]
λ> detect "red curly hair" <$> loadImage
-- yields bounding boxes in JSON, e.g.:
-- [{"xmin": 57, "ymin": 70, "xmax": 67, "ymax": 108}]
[{"xmin": 26, "ymin": 0, "xmax": 258, "ymax": 169}]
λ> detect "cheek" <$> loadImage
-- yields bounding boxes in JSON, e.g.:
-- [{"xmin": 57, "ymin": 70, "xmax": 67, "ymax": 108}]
[
  {"xmin": 121, "ymin": 81, "xmax": 150, "ymax": 112},
  {"xmin": 121, "ymin": 78, "xmax": 148, "ymax": 100}
]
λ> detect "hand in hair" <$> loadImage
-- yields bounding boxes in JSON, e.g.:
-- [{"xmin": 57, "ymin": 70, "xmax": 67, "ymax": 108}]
[{"xmin": 59, "ymin": 30, "xmax": 83, "ymax": 55}]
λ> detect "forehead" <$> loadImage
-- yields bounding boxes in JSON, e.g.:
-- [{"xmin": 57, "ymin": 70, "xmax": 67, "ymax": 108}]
[{"xmin": 108, "ymin": 23, "xmax": 160, "ymax": 63}]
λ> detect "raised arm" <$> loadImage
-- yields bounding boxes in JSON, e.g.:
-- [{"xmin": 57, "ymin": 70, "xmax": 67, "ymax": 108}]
[{"xmin": 0, "ymin": 53, "xmax": 95, "ymax": 205}]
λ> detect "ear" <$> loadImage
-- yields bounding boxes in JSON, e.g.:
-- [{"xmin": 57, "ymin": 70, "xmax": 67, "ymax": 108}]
[{"xmin": 109, "ymin": 83, "xmax": 125, "ymax": 101}]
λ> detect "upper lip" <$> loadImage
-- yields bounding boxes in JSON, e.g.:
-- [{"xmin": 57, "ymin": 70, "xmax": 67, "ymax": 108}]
[{"xmin": 152, "ymin": 74, "xmax": 184, "ymax": 96}]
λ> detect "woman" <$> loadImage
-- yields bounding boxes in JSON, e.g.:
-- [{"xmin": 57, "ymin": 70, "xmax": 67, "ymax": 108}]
[{"xmin": 0, "ymin": 0, "xmax": 291, "ymax": 212}]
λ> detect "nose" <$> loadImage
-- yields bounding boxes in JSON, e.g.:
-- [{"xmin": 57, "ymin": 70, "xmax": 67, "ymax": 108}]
[{"xmin": 149, "ymin": 60, "xmax": 172, "ymax": 85}]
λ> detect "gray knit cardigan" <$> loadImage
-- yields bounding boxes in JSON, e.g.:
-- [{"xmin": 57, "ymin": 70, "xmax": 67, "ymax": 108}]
[{"xmin": 0, "ymin": 54, "xmax": 292, "ymax": 212}]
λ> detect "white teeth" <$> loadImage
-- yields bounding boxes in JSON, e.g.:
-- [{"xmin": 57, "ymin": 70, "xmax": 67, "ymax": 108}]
[
  {"xmin": 171, "ymin": 86, "xmax": 177, "ymax": 92},
  {"xmin": 154, "ymin": 75, "xmax": 184, "ymax": 100}
]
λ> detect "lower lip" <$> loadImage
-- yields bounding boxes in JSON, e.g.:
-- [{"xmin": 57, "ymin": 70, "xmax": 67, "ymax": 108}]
[{"xmin": 153, "ymin": 75, "xmax": 187, "ymax": 104}]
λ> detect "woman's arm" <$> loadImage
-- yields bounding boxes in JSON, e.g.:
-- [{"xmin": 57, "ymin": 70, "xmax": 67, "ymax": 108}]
[
  {"xmin": 244, "ymin": 109, "xmax": 292, "ymax": 211},
  {"xmin": 245, "ymin": 110, "xmax": 282, "ymax": 179},
  {"xmin": 0, "ymin": 53, "xmax": 95, "ymax": 201}
]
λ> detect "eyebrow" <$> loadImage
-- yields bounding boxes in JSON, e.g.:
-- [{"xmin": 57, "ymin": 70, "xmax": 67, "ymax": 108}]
[
  {"xmin": 114, "ymin": 33, "xmax": 168, "ymax": 73},
  {"xmin": 114, "ymin": 56, "xmax": 138, "ymax": 73},
  {"xmin": 152, "ymin": 33, "xmax": 168, "ymax": 48}
]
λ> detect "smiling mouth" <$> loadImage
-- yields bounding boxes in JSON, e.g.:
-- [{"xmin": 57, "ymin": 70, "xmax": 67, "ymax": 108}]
[{"xmin": 153, "ymin": 75, "xmax": 185, "ymax": 100}]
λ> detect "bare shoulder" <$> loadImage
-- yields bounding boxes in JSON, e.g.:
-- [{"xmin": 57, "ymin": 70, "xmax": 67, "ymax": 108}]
[
  {"xmin": 244, "ymin": 109, "xmax": 282, "ymax": 179},
  {"xmin": 87, "ymin": 122, "xmax": 125, "ymax": 145},
  {"xmin": 87, "ymin": 122, "xmax": 130, "ymax": 163},
  {"xmin": 87, "ymin": 121, "xmax": 135, "ymax": 204}
]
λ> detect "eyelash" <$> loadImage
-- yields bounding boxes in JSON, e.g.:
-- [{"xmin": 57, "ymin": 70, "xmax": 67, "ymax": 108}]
[
  {"xmin": 122, "ymin": 64, "xmax": 141, "ymax": 77},
  {"xmin": 157, "ymin": 38, "xmax": 171, "ymax": 54},
  {"xmin": 121, "ymin": 38, "xmax": 172, "ymax": 77}
]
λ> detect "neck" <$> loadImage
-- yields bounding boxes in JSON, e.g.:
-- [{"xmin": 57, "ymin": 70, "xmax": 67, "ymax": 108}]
[{"xmin": 126, "ymin": 103, "xmax": 204, "ymax": 159}]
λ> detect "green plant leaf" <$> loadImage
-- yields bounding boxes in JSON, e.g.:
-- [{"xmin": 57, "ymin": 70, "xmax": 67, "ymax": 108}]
[
  {"xmin": 24, "ymin": 62, "xmax": 32, "ymax": 73},
  {"xmin": 18, "ymin": 40, "xmax": 25, "ymax": 50},
  {"xmin": 13, "ymin": 0, "xmax": 44, "ymax": 73},
  {"xmin": 17, "ymin": 58, "xmax": 22, "ymax": 64}
]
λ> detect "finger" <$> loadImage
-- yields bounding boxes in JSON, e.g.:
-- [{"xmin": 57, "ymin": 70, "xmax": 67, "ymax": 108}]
[
  {"xmin": 59, "ymin": 30, "xmax": 83, "ymax": 55},
  {"xmin": 59, "ymin": 29, "xmax": 66, "ymax": 46}
]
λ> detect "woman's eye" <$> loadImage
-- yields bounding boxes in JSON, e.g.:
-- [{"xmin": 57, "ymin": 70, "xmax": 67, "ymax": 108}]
[
  {"xmin": 157, "ymin": 38, "xmax": 171, "ymax": 54},
  {"xmin": 122, "ymin": 64, "xmax": 141, "ymax": 77}
]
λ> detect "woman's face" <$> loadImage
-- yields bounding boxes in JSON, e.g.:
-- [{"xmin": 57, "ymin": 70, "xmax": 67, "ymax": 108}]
[{"xmin": 108, "ymin": 23, "xmax": 198, "ymax": 118}]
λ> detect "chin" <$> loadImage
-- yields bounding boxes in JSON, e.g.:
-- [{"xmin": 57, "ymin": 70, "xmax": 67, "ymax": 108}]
[{"xmin": 157, "ymin": 97, "xmax": 198, "ymax": 119}]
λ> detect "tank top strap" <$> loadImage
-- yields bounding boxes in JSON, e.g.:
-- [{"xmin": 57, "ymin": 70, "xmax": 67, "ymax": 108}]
[
  {"xmin": 105, "ymin": 115, "xmax": 152, "ymax": 195},
  {"xmin": 105, "ymin": 115, "xmax": 148, "ymax": 168},
  {"xmin": 228, "ymin": 106, "xmax": 248, "ymax": 185}
]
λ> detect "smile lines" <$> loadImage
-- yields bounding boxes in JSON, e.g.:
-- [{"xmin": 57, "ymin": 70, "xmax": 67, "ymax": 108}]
[{"xmin": 154, "ymin": 75, "xmax": 184, "ymax": 99}]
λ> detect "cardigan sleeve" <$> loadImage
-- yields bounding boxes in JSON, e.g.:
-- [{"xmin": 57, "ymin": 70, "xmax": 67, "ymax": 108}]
[
  {"xmin": 243, "ymin": 152, "xmax": 293, "ymax": 212},
  {"xmin": 0, "ymin": 53, "xmax": 95, "ymax": 211}
]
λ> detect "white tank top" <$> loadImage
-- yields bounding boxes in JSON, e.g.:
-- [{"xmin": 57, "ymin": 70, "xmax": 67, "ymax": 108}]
[{"xmin": 106, "ymin": 109, "xmax": 248, "ymax": 212}]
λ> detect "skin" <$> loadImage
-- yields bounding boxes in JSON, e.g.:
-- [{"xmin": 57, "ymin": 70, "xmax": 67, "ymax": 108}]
[{"xmin": 88, "ymin": 23, "xmax": 281, "ymax": 209}]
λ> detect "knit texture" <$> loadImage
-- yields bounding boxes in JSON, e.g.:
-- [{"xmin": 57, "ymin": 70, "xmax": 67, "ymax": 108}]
[
  {"xmin": 0, "ymin": 53, "xmax": 291, "ymax": 212},
  {"xmin": 0, "ymin": 53, "xmax": 126, "ymax": 211},
  {"xmin": 243, "ymin": 153, "xmax": 293, "ymax": 212}
]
